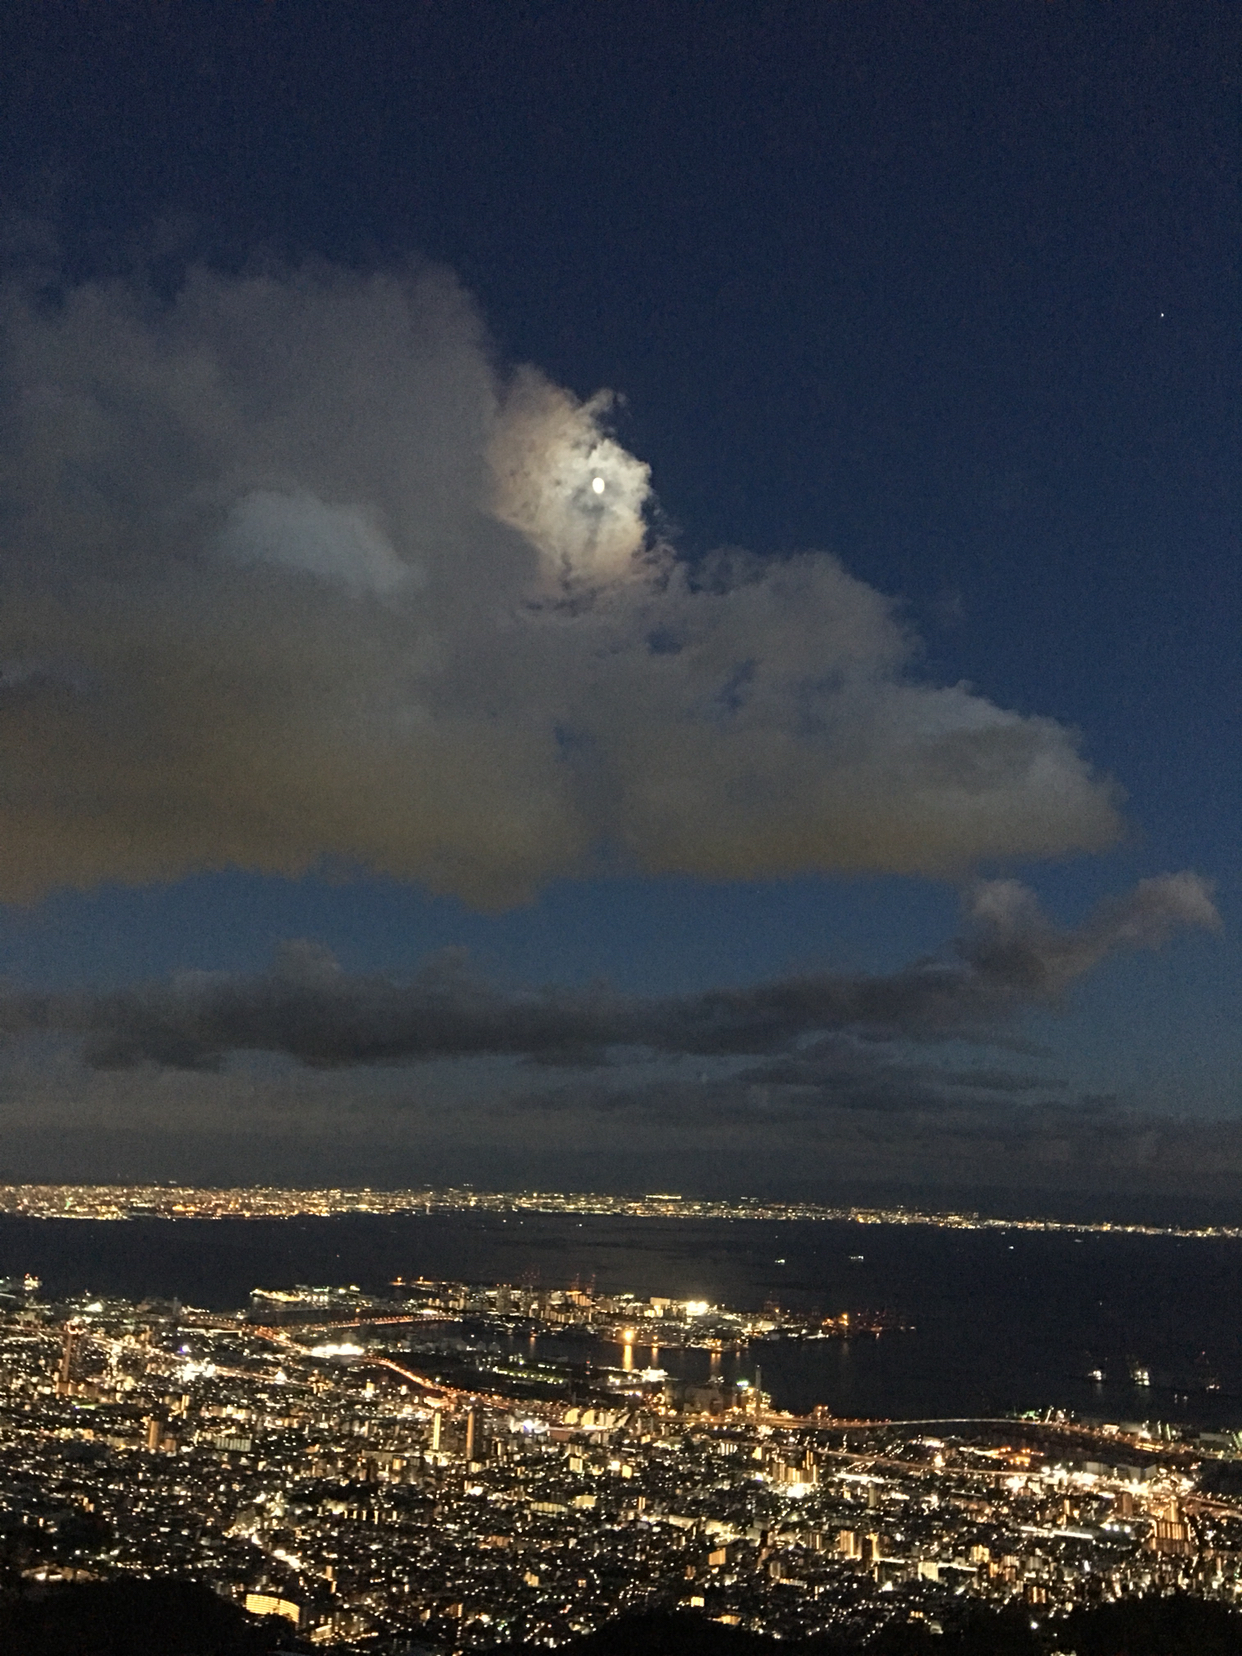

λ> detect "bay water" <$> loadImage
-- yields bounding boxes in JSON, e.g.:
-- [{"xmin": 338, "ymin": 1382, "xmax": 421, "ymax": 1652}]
[{"xmin": 1, "ymin": 1211, "xmax": 1239, "ymax": 1429}]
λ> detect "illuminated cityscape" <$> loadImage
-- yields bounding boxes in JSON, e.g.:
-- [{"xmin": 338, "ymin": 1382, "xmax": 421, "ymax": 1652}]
[
  {"xmin": 2, "ymin": 1185, "xmax": 1239, "ymax": 1243},
  {"xmin": 1, "ymin": 1268, "xmax": 1240, "ymax": 1648}
]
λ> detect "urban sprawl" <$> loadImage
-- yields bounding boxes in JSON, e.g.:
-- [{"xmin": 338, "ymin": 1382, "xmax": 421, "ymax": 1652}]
[
  {"xmin": 0, "ymin": 1270, "xmax": 1240, "ymax": 1648},
  {"xmin": 2, "ymin": 1183, "xmax": 1240, "ymax": 1241}
]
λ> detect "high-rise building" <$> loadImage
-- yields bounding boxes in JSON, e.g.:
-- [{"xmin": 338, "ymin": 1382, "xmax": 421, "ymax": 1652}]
[{"xmin": 56, "ymin": 1323, "xmax": 80, "ymax": 1395}]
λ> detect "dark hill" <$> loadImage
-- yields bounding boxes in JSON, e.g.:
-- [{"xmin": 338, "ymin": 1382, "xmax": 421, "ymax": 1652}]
[
  {"xmin": 3, "ymin": 1583, "xmax": 1241, "ymax": 1655},
  {"xmin": 0, "ymin": 1576, "xmax": 300, "ymax": 1656},
  {"xmin": 546, "ymin": 1596, "xmax": 1242, "ymax": 1656}
]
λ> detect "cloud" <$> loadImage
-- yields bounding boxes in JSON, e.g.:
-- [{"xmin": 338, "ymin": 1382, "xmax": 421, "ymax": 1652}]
[
  {"xmin": 0, "ymin": 256, "xmax": 1124, "ymax": 906},
  {"xmin": 527, "ymin": 1081, "xmax": 1242, "ymax": 1203},
  {"xmin": 958, "ymin": 871, "xmax": 1222, "ymax": 991},
  {"xmin": 2, "ymin": 1052, "xmax": 1235, "ymax": 1203},
  {"xmin": 4, "ymin": 873, "xmax": 1214, "ymax": 1072},
  {"xmin": 488, "ymin": 369, "xmax": 653, "ymax": 587},
  {"xmin": 217, "ymin": 490, "xmax": 415, "ymax": 597},
  {"xmin": 731, "ymin": 1042, "xmax": 1066, "ymax": 1103}
]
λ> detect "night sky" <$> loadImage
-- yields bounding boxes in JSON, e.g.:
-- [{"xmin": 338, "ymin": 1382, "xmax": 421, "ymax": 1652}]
[{"xmin": 0, "ymin": 1, "xmax": 1235, "ymax": 1204}]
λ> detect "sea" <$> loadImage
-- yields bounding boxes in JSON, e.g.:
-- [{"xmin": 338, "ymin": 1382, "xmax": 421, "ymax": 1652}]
[{"xmin": 2, "ymin": 1210, "xmax": 1241, "ymax": 1431}]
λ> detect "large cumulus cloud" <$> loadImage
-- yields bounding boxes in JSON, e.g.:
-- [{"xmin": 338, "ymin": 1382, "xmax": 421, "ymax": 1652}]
[{"xmin": 0, "ymin": 258, "xmax": 1122, "ymax": 905}]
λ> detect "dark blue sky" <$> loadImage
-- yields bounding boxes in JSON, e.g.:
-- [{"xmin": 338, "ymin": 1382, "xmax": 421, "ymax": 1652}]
[{"xmin": 0, "ymin": 1, "xmax": 1235, "ymax": 1199}]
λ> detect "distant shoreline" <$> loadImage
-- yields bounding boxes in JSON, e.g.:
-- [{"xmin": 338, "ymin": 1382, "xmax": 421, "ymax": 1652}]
[{"xmin": 3, "ymin": 1184, "xmax": 1242, "ymax": 1241}]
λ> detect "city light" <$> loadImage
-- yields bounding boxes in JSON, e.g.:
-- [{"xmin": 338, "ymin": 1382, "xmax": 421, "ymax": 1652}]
[
  {"xmin": 0, "ymin": 1268, "xmax": 1236, "ymax": 1645},
  {"xmin": 1, "ymin": 1183, "xmax": 1236, "ymax": 1242}
]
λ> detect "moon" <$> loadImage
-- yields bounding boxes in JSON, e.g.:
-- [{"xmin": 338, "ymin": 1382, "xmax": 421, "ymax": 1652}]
[{"xmin": 591, "ymin": 476, "xmax": 606, "ymax": 495}]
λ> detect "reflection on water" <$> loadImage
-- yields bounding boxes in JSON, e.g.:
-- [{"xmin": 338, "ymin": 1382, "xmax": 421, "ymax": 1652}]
[
  {"xmin": 3, "ymin": 1210, "xmax": 1241, "ymax": 1428},
  {"xmin": 496, "ymin": 1323, "xmax": 1240, "ymax": 1433}
]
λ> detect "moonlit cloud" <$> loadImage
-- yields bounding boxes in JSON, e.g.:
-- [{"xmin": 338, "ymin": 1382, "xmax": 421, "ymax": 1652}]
[
  {"xmin": 489, "ymin": 369, "xmax": 653, "ymax": 586},
  {"xmin": 0, "ymin": 256, "xmax": 1123, "ymax": 906},
  {"xmin": 217, "ymin": 490, "xmax": 416, "ymax": 597}
]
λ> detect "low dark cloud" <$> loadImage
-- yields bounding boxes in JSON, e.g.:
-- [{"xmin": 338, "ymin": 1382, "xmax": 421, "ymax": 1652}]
[
  {"xmin": 496, "ymin": 1075, "xmax": 1242, "ymax": 1207},
  {"xmin": 732, "ymin": 1043, "xmax": 1065, "ymax": 1101},
  {"xmin": 3, "ymin": 872, "xmax": 1215, "ymax": 1073},
  {"xmin": 0, "ymin": 1012, "xmax": 1233, "ymax": 1206}
]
